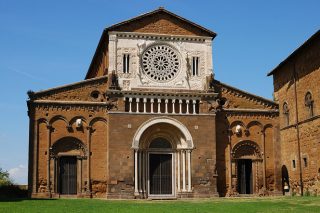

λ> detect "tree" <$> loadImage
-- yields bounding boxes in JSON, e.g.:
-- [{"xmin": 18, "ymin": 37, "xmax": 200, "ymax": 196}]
[{"xmin": 0, "ymin": 167, "xmax": 12, "ymax": 186}]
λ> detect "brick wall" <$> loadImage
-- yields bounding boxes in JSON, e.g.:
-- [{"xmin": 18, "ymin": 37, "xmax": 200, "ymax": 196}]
[{"xmin": 272, "ymin": 33, "xmax": 320, "ymax": 195}]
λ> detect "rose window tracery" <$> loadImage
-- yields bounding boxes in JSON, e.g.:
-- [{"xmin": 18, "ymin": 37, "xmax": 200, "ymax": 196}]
[{"xmin": 141, "ymin": 44, "xmax": 180, "ymax": 82}]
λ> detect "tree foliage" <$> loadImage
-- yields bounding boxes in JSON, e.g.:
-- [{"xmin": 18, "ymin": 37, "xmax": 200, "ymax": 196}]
[{"xmin": 0, "ymin": 167, "xmax": 12, "ymax": 186}]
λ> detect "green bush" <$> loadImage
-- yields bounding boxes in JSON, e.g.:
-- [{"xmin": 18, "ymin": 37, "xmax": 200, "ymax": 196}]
[{"xmin": 0, "ymin": 185, "xmax": 28, "ymax": 199}]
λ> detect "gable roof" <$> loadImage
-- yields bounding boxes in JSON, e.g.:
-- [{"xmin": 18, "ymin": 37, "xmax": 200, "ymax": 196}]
[
  {"xmin": 85, "ymin": 7, "xmax": 217, "ymax": 79},
  {"xmin": 267, "ymin": 30, "xmax": 320, "ymax": 76},
  {"xmin": 214, "ymin": 80, "xmax": 278, "ymax": 109},
  {"xmin": 107, "ymin": 7, "xmax": 217, "ymax": 37}
]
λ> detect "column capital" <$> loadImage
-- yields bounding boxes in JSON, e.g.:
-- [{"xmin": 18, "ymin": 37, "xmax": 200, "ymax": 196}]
[
  {"xmin": 193, "ymin": 99, "xmax": 197, "ymax": 104},
  {"xmin": 150, "ymin": 98, "xmax": 154, "ymax": 103},
  {"xmin": 172, "ymin": 99, "xmax": 176, "ymax": 103},
  {"xmin": 179, "ymin": 99, "xmax": 183, "ymax": 104},
  {"xmin": 143, "ymin": 98, "xmax": 147, "ymax": 102},
  {"xmin": 129, "ymin": 97, "xmax": 133, "ymax": 102},
  {"xmin": 136, "ymin": 98, "xmax": 140, "ymax": 103},
  {"xmin": 46, "ymin": 124, "xmax": 53, "ymax": 131},
  {"xmin": 186, "ymin": 100, "xmax": 190, "ymax": 104},
  {"xmin": 165, "ymin": 99, "xmax": 169, "ymax": 103},
  {"xmin": 86, "ymin": 126, "xmax": 93, "ymax": 131}
]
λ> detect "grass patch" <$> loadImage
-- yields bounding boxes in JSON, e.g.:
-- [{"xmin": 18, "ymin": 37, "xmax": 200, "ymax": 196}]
[{"xmin": 0, "ymin": 197, "xmax": 319, "ymax": 213}]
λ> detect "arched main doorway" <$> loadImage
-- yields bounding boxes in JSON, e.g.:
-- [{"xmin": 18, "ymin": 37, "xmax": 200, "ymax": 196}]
[
  {"xmin": 232, "ymin": 140, "xmax": 262, "ymax": 194},
  {"xmin": 148, "ymin": 138, "xmax": 173, "ymax": 195},
  {"xmin": 132, "ymin": 117, "xmax": 194, "ymax": 199}
]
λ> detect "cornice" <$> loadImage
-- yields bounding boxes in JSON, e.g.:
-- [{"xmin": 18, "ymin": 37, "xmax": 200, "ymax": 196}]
[
  {"xmin": 280, "ymin": 114, "xmax": 320, "ymax": 131},
  {"xmin": 110, "ymin": 31, "xmax": 212, "ymax": 42},
  {"xmin": 31, "ymin": 100, "xmax": 108, "ymax": 106},
  {"xmin": 106, "ymin": 89, "xmax": 218, "ymax": 99},
  {"xmin": 223, "ymin": 108, "xmax": 279, "ymax": 119}
]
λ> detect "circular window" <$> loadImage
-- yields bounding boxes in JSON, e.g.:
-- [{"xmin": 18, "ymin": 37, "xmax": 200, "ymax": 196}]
[
  {"xmin": 90, "ymin": 91, "xmax": 100, "ymax": 99},
  {"xmin": 141, "ymin": 44, "xmax": 180, "ymax": 82}
]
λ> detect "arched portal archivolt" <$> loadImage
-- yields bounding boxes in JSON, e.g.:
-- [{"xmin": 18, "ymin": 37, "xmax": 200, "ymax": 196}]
[
  {"xmin": 232, "ymin": 140, "xmax": 261, "ymax": 159},
  {"xmin": 132, "ymin": 117, "xmax": 194, "ymax": 198},
  {"xmin": 132, "ymin": 116, "xmax": 194, "ymax": 149},
  {"xmin": 51, "ymin": 136, "xmax": 88, "ymax": 157}
]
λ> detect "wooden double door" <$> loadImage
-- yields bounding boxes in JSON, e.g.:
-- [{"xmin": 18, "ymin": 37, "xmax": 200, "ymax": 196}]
[
  {"xmin": 237, "ymin": 159, "xmax": 253, "ymax": 194},
  {"xmin": 149, "ymin": 153, "xmax": 172, "ymax": 195},
  {"xmin": 59, "ymin": 156, "xmax": 77, "ymax": 195}
]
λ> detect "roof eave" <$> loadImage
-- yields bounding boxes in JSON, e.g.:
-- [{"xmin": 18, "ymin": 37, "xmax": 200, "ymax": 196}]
[{"xmin": 267, "ymin": 29, "xmax": 320, "ymax": 77}]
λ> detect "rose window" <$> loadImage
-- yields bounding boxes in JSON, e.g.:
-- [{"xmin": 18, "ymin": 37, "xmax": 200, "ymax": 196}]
[{"xmin": 141, "ymin": 44, "xmax": 180, "ymax": 82}]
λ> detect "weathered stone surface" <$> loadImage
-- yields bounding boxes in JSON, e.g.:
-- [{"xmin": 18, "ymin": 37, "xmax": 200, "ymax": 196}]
[{"xmin": 270, "ymin": 30, "xmax": 320, "ymax": 195}]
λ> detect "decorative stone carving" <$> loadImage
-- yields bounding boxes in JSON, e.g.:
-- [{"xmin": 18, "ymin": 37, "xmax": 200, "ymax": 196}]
[
  {"xmin": 141, "ymin": 44, "xmax": 180, "ymax": 82},
  {"xmin": 106, "ymin": 96, "xmax": 119, "ymax": 111},
  {"xmin": 208, "ymin": 100, "xmax": 220, "ymax": 112},
  {"xmin": 110, "ymin": 32, "xmax": 214, "ymax": 91},
  {"xmin": 208, "ymin": 73, "xmax": 215, "ymax": 90},
  {"xmin": 123, "ymin": 80, "xmax": 130, "ymax": 90},
  {"xmin": 110, "ymin": 71, "xmax": 120, "ymax": 89}
]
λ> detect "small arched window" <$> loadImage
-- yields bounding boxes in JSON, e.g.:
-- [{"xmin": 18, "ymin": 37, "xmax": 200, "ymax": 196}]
[
  {"xmin": 305, "ymin": 92, "xmax": 314, "ymax": 118},
  {"xmin": 283, "ymin": 102, "xmax": 289, "ymax": 126}
]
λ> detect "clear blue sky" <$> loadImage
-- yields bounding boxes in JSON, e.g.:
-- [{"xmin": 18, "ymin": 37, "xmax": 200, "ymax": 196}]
[{"xmin": 0, "ymin": 0, "xmax": 319, "ymax": 184}]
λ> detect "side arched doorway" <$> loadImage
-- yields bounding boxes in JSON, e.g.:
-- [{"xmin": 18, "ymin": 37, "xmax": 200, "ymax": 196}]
[
  {"xmin": 132, "ymin": 117, "xmax": 194, "ymax": 199},
  {"xmin": 232, "ymin": 141, "xmax": 262, "ymax": 194},
  {"xmin": 50, "ymin": 137, "xmax": 88, "ymax": 196}
]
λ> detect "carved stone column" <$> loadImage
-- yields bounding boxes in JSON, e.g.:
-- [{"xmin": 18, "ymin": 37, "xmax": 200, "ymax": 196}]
[
  {"xmin": 136, "ymin": 98, "xmax": 140, "ymax": 113},
  {"xmin": 134, "ymin": 149, "xmax": 139, "ymax": 196},
  {"xmin": 192, "ymin": 100, "xmax": 197, "ymax": 114},
  {"xmin": 172, "ymin": 99, "xmax": 176, "ymax": 114},
  {"xmin": 186, "ymin": 100, "xmax": 190, "ymax": 114},
  {"xmin": 129, "ymin": 97, "xmax": 132, "ymax": 113},
  {"xmin": 157, "ymin": 99, "xmax": 161, "ymax": 113},
  {"xmin": 187, "ymin": 150, "xmax": 192, "ymax": 192},
  {"xmin": 143, "ymin": 98, "xmax": 147, "ymax": 113},
  {"xmin": 150, "ymin": 98, "xmax": 154, "ymax": 113},
  {"xmin": 165, "ymin": 99, "xmax": 168, "ymax": 113},
  {"xmin": 177, "ymin": 150, "xmax": 181, "ymax": 192},
  {"xmin": 139, "ymin": 151, "xmax": 142, "ymax": 193},
  {"xmin": 179, "ymin": 99, "xmax": 183, "ymax": 114},
  {"xmin": 182, "ymin": 150, "xmax": 186, "ymax": 192}
]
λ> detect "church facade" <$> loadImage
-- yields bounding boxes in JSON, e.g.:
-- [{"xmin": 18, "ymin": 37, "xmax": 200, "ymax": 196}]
[{"xmin": 27, "ymin": 8, "xmax": 284, "ymax": 199}]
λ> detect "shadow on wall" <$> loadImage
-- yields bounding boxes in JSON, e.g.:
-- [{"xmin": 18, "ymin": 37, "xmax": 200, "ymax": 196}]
[{"xmin": 216, "ymin": 113, "xmax": 229, "ymax": 196}]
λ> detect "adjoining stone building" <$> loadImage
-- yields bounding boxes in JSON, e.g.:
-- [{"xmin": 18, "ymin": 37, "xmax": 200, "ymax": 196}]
[
  {"xmin": 268, "ymin": 30, "xmax": 320, "ymax": 196},
  {"xmin": 27, "ymin": 8, "xmax": 282, "ymax": 199}
]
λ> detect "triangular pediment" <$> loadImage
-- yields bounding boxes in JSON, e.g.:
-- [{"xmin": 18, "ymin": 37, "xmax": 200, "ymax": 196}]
[
  {"xmin": 107, "ymin": 7, "xmax": 216, "ymax": 37},
  {"xmin": 28, "ymin": 76, "xmax": 108, "ymax": 102},
  {"xmin": 214, "ymin": 80, "xmax": 278, "ymax": 110}
]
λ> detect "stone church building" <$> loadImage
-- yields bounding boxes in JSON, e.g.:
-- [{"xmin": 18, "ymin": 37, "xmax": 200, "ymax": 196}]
[{"xmin": 26, "ymin": 8, "xmax": 319, "ymax": 198}]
